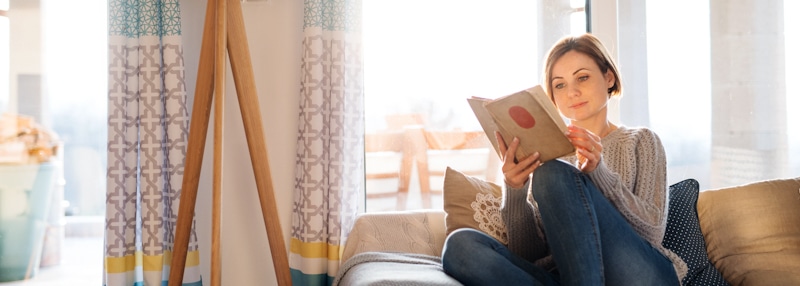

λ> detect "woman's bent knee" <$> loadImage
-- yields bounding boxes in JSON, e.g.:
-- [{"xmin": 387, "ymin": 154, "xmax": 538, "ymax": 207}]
[
  {"xmin": 443, "ymin": 228, "xmax": 486, "ymax": 261},
  {"xmin": 442, "ymin": 229, "xmax": 482, "ymax": 278},
  {"xmin": 531, "ymin": 160, "xmax": 581, "ymax": 203}
]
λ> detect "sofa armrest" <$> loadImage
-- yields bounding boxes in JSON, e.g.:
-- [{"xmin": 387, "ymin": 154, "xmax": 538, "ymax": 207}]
[{"xmin": 341, "ymin": 210, "xmax": 447, "ymax": 263}]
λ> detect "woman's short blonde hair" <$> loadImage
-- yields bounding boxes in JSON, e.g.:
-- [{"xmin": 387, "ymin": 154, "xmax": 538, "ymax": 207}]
[{"xmin": 542, "ymin": 33, "xmax": 622, "ymax": 101}]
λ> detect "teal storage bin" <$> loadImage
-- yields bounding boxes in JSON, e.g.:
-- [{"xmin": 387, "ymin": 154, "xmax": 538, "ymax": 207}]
[{"xmin": 0, "ymin": 163, "xmax": 56, "ymax": 282}]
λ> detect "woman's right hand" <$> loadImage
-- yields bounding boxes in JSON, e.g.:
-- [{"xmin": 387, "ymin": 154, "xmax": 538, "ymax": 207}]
[{"xmin": 496, "ymin": 131, "xmax": 542, "ymax": 189}]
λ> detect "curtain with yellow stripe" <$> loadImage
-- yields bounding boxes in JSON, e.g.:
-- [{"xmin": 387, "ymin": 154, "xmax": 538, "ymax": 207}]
[
  {"xmin": 291, "ymin": 0, "xmax": 364, "ymax": 285},
  {"xmin": 105, "ymin": 1, "xmax": 201, "ymax": 285}
]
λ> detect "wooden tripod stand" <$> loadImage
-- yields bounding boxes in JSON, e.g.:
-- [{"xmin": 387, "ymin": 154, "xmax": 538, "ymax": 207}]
[{"xmin": 168, "ymin": 0, "xmax": 291, "ymax": 285}]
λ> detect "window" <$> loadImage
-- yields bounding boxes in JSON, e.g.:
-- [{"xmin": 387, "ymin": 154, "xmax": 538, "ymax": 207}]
[
  {"xmin": 41, "ymin": 0, "xmax": 108, "ymax": 217},
  {"xmin": 0, "ymin": 0, "xmax": 8, "ymax": 112},
  {"xmin": 641, "ymin": 0, "xmax": 798, "ymax": 189},
  {"xmin": 364, "ymin": 0, "xmax": 799, "ymax": 213},
  {"xmin": 0, "ymin": 0, "xmax": 108, "ymax": 235},
  {"xmin": 2, "ymin": 0, "xmax": 105, "ymax": 283},
  {"xmin": 363, "ymin": 0, "xmax": 587, "ymax": 212},
  {"xmin": 2, "ymin": 0, "xmax": 107, "ymax": 217}
]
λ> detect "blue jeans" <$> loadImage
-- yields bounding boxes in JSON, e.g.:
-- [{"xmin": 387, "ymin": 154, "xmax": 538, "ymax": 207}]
[{"xmin": 442, "ymin": 160, "xmax": 678, "ymax": 286}]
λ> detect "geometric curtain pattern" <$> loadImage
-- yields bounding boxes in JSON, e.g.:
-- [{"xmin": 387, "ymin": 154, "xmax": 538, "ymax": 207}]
[
  {"xmin": 290, "ymin": 0, "xmax": 364, "ymax": 285},
  {"xmin": 105, "ymin": 1, "xmax": 201, "ymax": 285}
]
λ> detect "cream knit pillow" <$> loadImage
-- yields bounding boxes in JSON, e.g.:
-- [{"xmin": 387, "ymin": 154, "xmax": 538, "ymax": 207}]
[{"xmin": 442, "ymin": 166, "xmax": 507, "ymax": 244}]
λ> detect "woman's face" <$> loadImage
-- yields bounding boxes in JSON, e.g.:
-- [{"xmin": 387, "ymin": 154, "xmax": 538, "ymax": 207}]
[{"xmin": 549, "ymin": 50, "xmax": 615, "ymax": 123}]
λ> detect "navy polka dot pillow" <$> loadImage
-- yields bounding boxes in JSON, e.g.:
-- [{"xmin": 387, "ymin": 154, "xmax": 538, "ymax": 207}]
[{"xmin": 662, "ymin": 179, "xmax": 729, "ymax": 286}]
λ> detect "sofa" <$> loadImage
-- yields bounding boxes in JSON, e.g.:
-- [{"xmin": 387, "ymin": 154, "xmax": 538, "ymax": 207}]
[{"xmin": 333, "ymin": 168, "xmax": 800, "ymax": 286}]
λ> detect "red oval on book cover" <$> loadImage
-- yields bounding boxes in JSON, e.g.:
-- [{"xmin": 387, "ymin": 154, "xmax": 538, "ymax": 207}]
[{"xmin": 508, "ymin": 106, "xmax": 535, "ymax": 129}]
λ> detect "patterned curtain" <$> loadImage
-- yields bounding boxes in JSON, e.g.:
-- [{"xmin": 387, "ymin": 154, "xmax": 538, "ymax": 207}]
[
  {"xmin": 290, "ymin": 0, "xmax": 364, "ymax": 285},
  {"xmin": 105, "ymin": 1, "xmax": 201, "ymax": 285}
]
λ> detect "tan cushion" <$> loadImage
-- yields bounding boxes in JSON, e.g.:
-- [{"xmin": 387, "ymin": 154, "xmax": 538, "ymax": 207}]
[
  {"xmin": 442, "ymin": 166, "xmax": 507, "ymax": 244},
  {"xmin": 341, "ymin": 210, "xmax": 447, "ymax": 263},
  {"xmin": 697, "ymin": 177, "xmax": 800, "ymax": 285}
]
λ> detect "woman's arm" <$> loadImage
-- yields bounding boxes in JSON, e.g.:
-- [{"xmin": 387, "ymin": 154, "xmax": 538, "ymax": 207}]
[
  {"xmin": 586, "ymin": 128, "xmax": 669, "ymax": 243},
  {"xmin": 495, "ymin": 132, "xmax": 549, "ymax": 262},
  {"xmin": 502, "ymin": 180, "xmax": 548, "ymax": 262}
]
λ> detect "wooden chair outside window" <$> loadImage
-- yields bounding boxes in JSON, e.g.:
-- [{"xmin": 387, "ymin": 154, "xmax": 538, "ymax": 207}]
[
  {"xmin": 364, "ymin": 127, "xmax": 426, "ymax": 211},
  {"xmin": 365, "ymin": 113, "xmax": 500, "ymax": 210},
  {"xmin": 417, "ymin": 130, "xmax": 500, "ymax": 208}
]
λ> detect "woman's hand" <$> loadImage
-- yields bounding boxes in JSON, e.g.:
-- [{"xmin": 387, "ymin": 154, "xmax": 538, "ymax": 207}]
[
  {"xmin": 496, "ymin": 131, "xmax": 542, "ymax": 189},
  {"xmin": 565, "ymin": 125, "xmax": 602, "ymax": 172}
]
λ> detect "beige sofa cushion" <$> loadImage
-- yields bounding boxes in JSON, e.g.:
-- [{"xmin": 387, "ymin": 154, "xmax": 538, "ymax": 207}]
[
  {"xmin": 340, "ymin": 210, "xmax": 447, "ymax": 263},
  {"xmin": 442, "ymin": 167, "xmax": 507, "ymax": 244},
  {"xmin": 697, "ymin": 177, "xmax": 800, "ymax": 285}
]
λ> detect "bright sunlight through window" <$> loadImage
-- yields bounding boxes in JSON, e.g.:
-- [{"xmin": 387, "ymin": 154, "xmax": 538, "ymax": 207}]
[{"xmin": 363, "ymin": 0, "xmax": 543, "ymax": 133}]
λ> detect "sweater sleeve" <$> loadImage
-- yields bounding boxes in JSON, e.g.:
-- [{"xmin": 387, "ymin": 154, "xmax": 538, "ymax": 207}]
[
  {"xmin": 501, "ymin": 179, "xmax": 549, "ymax": 263},
  {"xmin": 586, "ymin": 128, "xmax": 669, "ymax": 244}
]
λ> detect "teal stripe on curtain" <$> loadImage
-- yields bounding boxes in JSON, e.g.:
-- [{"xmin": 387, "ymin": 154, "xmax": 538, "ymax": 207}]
[
  {"xmin": 108, "ymin": 0, "xmax": 182, "ymax": 37},
  {"xmin": 291, "ymin": 269, "xmax": 333, "ymax": 286},
  {"xmin": 303, "ymin": 0, "xmax": 361, "ymax": 32}
]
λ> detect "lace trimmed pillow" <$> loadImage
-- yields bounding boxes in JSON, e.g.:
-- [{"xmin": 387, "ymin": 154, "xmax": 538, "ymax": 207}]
[{"xmin": 443, "ymin": 166, "xmax": 507, "ymax": 244}]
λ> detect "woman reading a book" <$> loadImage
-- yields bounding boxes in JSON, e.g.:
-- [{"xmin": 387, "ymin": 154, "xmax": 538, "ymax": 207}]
[{"xmin": 441, "ymin": 33, "xmax": 686, "ymax": 285}]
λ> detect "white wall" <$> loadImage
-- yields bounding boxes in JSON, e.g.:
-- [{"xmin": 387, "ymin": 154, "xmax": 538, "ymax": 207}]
[{"xmin": 180, "ymin": 1, "xmax": 303, "ymax": 285}]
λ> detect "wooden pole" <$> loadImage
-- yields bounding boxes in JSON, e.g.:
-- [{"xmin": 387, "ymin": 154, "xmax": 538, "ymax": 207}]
[
  {"xmin": 225, "ymin": 0, "xmax": 292, "ymax": 284},
  {"xmin": 168, "ymin": 0, "xmax": 216, "ymax": 283},
  {"xmin": 169, "ymin": 0, "xmax": 292, "ymax": 285},
  {"xmin": 211, "ymin": 0, "xmax": 226, "ymax": 284}
]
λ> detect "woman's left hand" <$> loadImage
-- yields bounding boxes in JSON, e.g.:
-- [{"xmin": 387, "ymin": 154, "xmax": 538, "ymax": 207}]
[{"xmin": 565, "ymin": 125, "xmax": 602, "ymax": 172}]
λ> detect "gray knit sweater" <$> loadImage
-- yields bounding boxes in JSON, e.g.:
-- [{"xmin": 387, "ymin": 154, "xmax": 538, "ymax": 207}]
[{"xmin": 501, "ymin": 126, "xmax": 688, "ymax": 282}]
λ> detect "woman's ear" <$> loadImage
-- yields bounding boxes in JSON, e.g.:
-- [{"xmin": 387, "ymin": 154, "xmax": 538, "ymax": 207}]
[{"xmin": 605, "ymin": 69, "xmax": 615, "ymax": 90}]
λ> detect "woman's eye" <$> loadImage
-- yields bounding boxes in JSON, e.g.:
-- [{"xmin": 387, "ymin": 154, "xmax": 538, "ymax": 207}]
[
  {"xmin": 578, "ymin": 75, "xmax": 589, "ymax": 81},
  {"xmin": 554, "ymin": 83, "xmax": 565, "ymax": 89}
]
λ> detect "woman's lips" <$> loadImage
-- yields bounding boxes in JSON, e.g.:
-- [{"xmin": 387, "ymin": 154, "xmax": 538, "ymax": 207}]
[{"xmin": 570, "ymin": 101, "xmax": 588, "ymax": 109}]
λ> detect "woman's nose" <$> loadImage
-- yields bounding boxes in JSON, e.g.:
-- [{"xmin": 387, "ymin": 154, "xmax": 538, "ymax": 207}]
[{"xmin": 568, "ymin": 85, "xmax": 580, "ymax": 97}]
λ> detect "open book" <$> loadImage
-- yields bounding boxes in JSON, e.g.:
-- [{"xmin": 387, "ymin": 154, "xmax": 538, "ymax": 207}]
[{"xmin": 468, "ymin": 85, "xmax": 574, "ymax": 162}]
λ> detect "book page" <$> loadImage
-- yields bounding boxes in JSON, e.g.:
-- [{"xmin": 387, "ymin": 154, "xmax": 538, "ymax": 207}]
[
  {"xmin": 481, "ymin": 86, "xmax": 575, "ymax": 162},
  {"xmin": 467, "ymin": 97, "xmax": 503, "ymax": 159},
  {"xmin": 526, "ymin": 86, "xmax": 569, "ymax": 134}
]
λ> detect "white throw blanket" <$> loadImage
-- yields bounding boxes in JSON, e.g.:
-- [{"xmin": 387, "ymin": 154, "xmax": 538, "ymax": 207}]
[{"xmin": 332, "ymin": 252, "xmax": 462, "ymax": 286}]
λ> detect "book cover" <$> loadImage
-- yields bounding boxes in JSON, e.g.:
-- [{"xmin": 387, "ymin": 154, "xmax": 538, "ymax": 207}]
[{"xmin": 468, "ymin": 85, "xmax": 574, "ymax": 163}]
